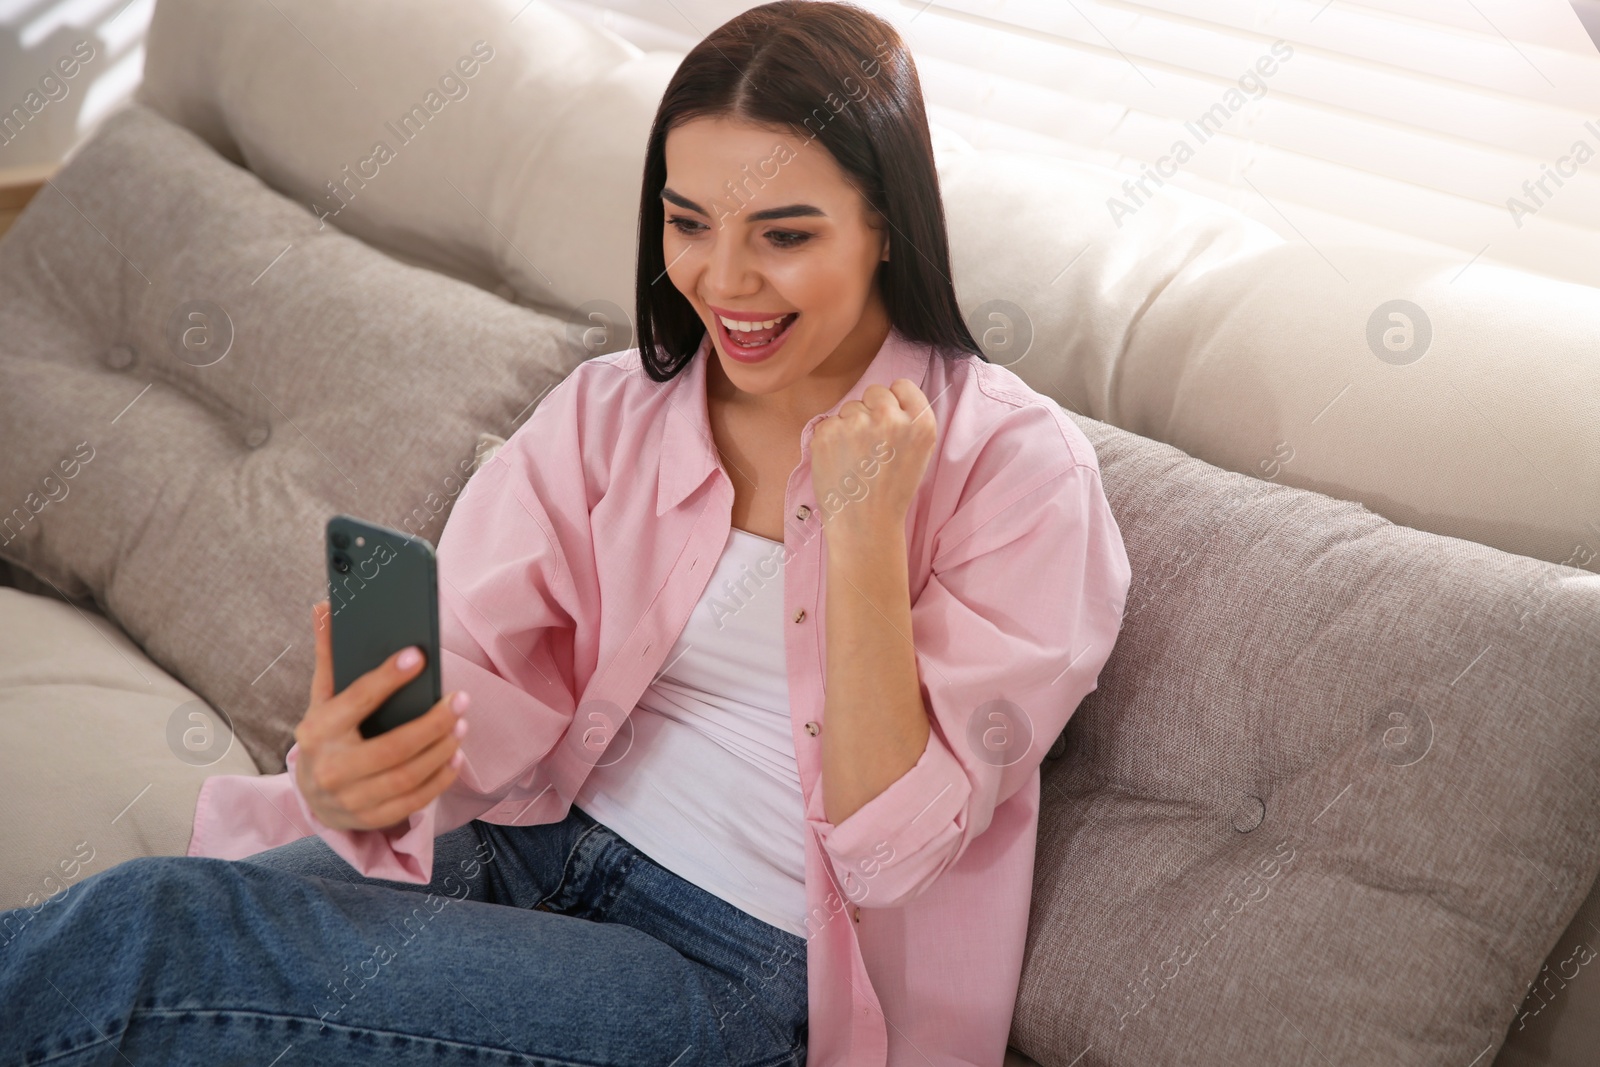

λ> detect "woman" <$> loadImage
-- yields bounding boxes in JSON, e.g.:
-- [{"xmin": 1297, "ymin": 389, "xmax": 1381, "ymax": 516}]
[{"xmin": 0, "ymin": 3, "xmax": 1130, "ymax": 1064}]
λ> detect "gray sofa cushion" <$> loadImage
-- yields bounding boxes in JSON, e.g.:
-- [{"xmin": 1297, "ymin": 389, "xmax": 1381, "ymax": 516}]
[
  {"xmin": 3, "ymin": 85, "xmax": 1598, "ymax": 1067},
  {"xmin": 0, "ymin": 102, "xmax": 585, "ymax": 773},
  {"xmin": 1013, "ymin": 411, "xmax": 1600, "ymax": 1064},
  {"xmin": 1496, "ymin": 882, "xmax": 1600, "ymax": 1065}
]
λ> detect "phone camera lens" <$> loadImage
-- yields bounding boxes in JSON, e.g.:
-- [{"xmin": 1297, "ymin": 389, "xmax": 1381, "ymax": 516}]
[
  {"xmin": 331, "ymin": 552, "xmax": 351, "ymax": 574},
  {"xmin": 331, "ymin": 531, "xmax": 351, "ymax": 550}
]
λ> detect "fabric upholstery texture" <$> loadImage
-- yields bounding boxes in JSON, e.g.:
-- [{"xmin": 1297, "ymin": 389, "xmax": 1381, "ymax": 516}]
[
  {"xmin": 1, "ymin": 1, "xmax": 1596, "ymax": 1060},
  {"xmin": 136, "ymin": 0, "xmax": 661, "ymax": 317},
  {"xmin": 932, "ymin": 146, "xmax": 1600, "ymax": 573},
  {"xmin": 0, "ymin": 102, "xmax": 584, "ymax": 773},
  {"xmin": 133, "ymin": 0, "xmax": 1600, "ymax": 573},
  {"xmin": 0, "ymin": 587, "xmax": 257, "ymax": 911},
  {"xmin": 1013, "ymin": 410, "xmax": 1600, "ymax": 1064},
  {"xmin": 1495, "ymin": 881, "xmax": 1600, "ymax": 1065}
]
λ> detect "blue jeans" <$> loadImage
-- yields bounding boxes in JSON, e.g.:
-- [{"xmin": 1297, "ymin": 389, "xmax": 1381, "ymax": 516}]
[{"xmin": 0, "ymin": 803, "xmax": 808, "ymax": 1066}]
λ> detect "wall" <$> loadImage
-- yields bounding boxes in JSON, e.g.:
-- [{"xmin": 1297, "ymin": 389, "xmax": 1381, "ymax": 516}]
[{"xmin": 0, "ymin": 0, "xmax": 153, "ymax": 175}]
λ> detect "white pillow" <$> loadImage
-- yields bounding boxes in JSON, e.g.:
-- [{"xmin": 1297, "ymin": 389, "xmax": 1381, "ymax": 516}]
[
  {"xmin": 137, "ymin": 0, "xmax": 654, "ymax": 315},
  {"xmin": 136, "ymin": 0, "xmax": 1600, "ymax": 573}
]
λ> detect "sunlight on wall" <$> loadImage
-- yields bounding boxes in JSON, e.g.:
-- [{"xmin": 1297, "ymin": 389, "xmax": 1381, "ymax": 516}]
[{"xmin": 0, "ymin": 0, "xmax": 153, "ymax": 171}]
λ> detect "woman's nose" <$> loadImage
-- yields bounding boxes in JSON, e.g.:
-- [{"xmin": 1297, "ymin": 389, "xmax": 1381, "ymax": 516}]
[{"xmin": 705, "ymin": 230, "xmax": 756, "ymax": 290}]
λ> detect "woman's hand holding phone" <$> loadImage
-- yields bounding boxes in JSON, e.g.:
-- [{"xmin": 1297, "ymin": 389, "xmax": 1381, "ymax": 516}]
[{"xmin": 293, "ymin": 600, "xmax": 471, "ymax": 833}]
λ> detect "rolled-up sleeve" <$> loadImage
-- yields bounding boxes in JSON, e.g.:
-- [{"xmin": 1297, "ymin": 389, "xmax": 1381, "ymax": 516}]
[
  {"xmin": 206, "ymin": 377, "xmax": 593, "ymax": 884},
  {"xmin": 812, "ymin": 459, "xmax": 1131, "ymax": 909}
]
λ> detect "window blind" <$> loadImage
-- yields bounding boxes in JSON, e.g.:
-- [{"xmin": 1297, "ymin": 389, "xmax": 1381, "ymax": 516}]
[{"xmin": 551, "ymin": 0, "xmax": 1600, "ymax": 290}]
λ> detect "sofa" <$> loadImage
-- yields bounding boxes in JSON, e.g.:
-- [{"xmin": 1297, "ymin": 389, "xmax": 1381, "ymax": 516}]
[{"xmin": 2, "ymin": 1, "xmax": 1597, "ymax": 1064}]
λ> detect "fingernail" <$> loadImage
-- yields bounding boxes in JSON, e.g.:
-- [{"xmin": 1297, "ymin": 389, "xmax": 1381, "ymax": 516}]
[
  {"xmin": 452, "ymin": 690, "xmax": 471, "ymax": 713},
  {"xmin": 450, "ymin": 749, "xmax": 465, "ymax": 769},
  {"xmin": 397, "ymin": 646, "xmax": 421, "ymax": 670},
  {"xmin": 454, "ymin": 717, "xmax": 470, "ymax": 740}
]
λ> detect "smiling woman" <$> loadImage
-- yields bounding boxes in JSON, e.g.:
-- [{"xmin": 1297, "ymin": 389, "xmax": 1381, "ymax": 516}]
[
  {"xmin": 0, "ymin": 5, "xmax": 1132, "ymax": 1067},
  {"xmin": 633, "ymin": 0, "xmax": 981, "ymax": 388},
  {"xmin": 660, "ymin": 112, "xmax": 877, "ymax": 377}
]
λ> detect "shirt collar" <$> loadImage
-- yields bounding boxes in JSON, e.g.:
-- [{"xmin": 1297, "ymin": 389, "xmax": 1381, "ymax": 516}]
[{"xmin": 656, "ymin": 324, "xmax": 934, "ymax": 517}]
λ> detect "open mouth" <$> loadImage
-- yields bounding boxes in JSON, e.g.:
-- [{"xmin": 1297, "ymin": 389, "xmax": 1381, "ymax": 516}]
[{"xmin": 716, "ymin": 311, "xmax": 800, "ymax": 363}]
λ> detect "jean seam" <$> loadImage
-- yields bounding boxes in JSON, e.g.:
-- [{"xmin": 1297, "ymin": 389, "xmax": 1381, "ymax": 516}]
[
  {"xmin": 14, "ymin": 1028, "xmax": 132, "ymax": 1067},
  {"xmin": 121, "ymin": 1007, "xmax": 616, "ymax": 1067},
  {"xmin": 531, "ymin": 819, "xmax": 608, "ymax": 912},
  {"xmin": 19, "ymin": 1007, "xmax": 795, "ymax": 1067},
  {"xmin": 593, "ymin": 832, "xmax": 638, "ymax": 920},
  {"xmin": 599, "ymin": 830, "xmax": 806, "ymax": 1061},
  {"xmin": 720, "ymin": 962, "xmax": 807, "ymax": 1061},
  {"xmin": 743, "ymin": 1039, "xmax": 807, "ymax": 1067}
]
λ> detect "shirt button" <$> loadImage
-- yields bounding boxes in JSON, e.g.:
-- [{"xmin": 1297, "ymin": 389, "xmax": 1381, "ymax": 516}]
[
  {"xmin": 793, "ymin": 608, "xmax": 807, "ymax": 623},
  {"xmin": 804, "ymin": 721, "xmax": 820, "ymax": 736},
  {"xmin": 796, "ymin": 505, "xmax": 811, "ymax": 520}
]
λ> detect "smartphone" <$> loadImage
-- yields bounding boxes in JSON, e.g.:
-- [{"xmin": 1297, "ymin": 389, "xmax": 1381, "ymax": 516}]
[{"xmin": 324, "ymin": 514, "xmax": 441, "ymax": 738}]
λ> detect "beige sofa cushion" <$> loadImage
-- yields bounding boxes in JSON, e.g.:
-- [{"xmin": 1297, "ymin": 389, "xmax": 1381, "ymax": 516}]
[
  {"xmin": 0, "ymin": 587, "xmax": 257, "ymax": 912},
  {"xmin": 6, "ymin": 4, "xmax": 1595, "ymax": 1061},
  {"xmin": 134, "ymin": 0, "xmax": 1600, "ymax": 574},
  {"xmin": 1010, "ymin": 407, "xmax": 1600, "ymax": 1065},
  {"xmin": 0, "ymin": 102, "xmax": 582, "ymax": 773},
  {"xmin": 136, "ymin": 0, "xmax": 664, "ymax": 318},
  {"xmin": 932, "ymin": 146, "xmax": 1600, "ymax": 572}
]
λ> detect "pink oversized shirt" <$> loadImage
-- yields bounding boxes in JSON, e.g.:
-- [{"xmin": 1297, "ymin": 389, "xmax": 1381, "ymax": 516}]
[{"xmin": 187, "ymin": 324, "xmax": 1132, "ymax": 1066}]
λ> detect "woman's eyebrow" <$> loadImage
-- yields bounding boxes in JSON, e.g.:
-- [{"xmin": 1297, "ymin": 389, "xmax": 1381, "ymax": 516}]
[{"xmin": 661, "ymin": 186, "xmax": 827, "ymax": 221}]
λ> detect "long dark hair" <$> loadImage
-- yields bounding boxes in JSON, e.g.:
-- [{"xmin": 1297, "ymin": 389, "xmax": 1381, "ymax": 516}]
[{"xmin": 633, "ymin": 0, "xmax": 984, "ymax": 380}]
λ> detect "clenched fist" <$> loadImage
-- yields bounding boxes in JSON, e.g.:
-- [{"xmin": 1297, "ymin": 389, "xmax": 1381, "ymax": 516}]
[{"xmin": 808, "ymin": 377, "xmax": 937, "ymax": 541}]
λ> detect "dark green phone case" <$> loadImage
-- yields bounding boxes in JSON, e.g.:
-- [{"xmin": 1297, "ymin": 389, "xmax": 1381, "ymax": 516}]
[{"xmin": 324, "ymin": 514, "xmax": 442, "ymax": 738}]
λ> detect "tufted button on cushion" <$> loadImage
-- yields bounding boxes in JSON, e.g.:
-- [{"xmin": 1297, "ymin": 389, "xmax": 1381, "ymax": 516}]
[
  {"xmin": 0, "ymin": 103, "xmax": 586, "ymax": 773},
  {"xmin": 1230, "ymin": 794, "xmax": 1266, "ymax": 834},
  {"xmin": 1016, "ymin": 416, "xmax": 1600, "ymax": 1066}
]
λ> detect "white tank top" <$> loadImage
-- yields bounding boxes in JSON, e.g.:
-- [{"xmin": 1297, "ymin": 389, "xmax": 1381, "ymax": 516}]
[{"xmin": 573, "ymin": 526, "xmax": 809, "ymax": 937}]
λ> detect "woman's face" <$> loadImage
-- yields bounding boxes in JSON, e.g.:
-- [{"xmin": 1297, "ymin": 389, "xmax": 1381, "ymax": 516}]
[{"xmin": 661, "ymin": 114, "xmax": 891, "ymax": 403}]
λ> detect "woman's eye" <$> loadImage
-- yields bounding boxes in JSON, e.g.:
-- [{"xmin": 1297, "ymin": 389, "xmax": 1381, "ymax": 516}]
[{"xmin": 666, "ymin": 216, "xmax": 810, "ymax": 248}]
